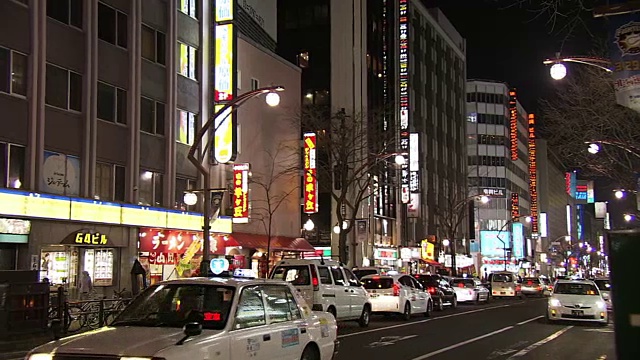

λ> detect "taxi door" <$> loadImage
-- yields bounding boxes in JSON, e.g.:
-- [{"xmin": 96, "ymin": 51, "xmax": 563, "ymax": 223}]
[
  {"xmin": 259, "ymin": 284, "xmax": 310, "ymax": 360},
  {"xmin": 229, "ymin": 286, "xmax": 278, "ymax": 360}
]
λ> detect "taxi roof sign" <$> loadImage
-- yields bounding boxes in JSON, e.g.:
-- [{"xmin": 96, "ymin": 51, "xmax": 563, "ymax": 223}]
[{"xmin": 233, "ymin": 268, "xmax": 256, "ymax": 278}]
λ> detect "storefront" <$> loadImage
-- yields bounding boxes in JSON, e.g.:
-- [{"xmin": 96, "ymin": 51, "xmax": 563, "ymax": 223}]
[
  {"xmin": 138, "ymin": 227, "xmax": 229, "ymax": 283},
  {"xmin": 0, "ymin": 218, "xmax": 30, "ymax": 270},
  {"xmin": 399, "ymin": 247, "xmax": 422, "ymax": 274},
  {"xmin": 30, "ymin": 220, "xmax": 134, "ymax": 299},
  {"xmin": 373, "ymin": 247, "xmax": 398, "ymax": 269}
]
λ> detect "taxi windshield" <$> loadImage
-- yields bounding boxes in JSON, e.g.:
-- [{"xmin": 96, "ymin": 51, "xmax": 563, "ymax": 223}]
[
  {"xmin": 554, "ymin": 283, "xmax": 600, "ymax": 296},
  {"xmin": 111, "ymin": 283, "xmax": 235, "ymax": 330}
]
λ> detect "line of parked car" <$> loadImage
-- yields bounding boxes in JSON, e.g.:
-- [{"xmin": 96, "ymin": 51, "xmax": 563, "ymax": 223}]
[{"xmin": 269, "ymin": 259, "xmax": 508, "ymax": 327}]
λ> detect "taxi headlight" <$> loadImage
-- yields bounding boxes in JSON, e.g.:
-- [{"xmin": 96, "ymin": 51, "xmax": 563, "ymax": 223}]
[
  {"xmin": 549, "ymin": 298, "xmax": 561, "ymax": 307},
  {"xmin": 596, "ymin": 301, "xmax": 606, "ymax": 309},
  {"xmin": 28, "ymin": 354, "xmax": 53, "ymax": 360}
]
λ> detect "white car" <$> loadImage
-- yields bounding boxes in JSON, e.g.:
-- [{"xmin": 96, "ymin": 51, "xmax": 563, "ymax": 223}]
[
  {"xmin": 27, "ymin": 271, "xmax": 339, "ymax": 360},
  {"xmin": 593, "ymin": 278, "xmax": 612, "ymax": 311},
  {"xmin": 270, "ymin": 259, "xmax": 371, "ymax": 327},
  {"xmin": 360, "ymin": 274, "xmax": 433, "ymax": 320},
  {"xmin": 450, "ymin": 277, "xmax": 490, "ymax": 303},
  {"xmin": 547, "ymin": 279, "xmax": 609, "ymax": 325}
]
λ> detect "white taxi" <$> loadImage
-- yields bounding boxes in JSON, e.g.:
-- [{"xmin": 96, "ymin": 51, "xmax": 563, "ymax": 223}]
[
  {"xmin": 547, "ymin": 279, "xmax": 609, "ymax": 325},
  {"xmin": 27, "ymin": 270, "xmax": 339, "ymax": 360}
]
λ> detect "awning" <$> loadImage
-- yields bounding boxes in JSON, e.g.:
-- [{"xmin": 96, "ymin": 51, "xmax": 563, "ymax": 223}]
[
  {"xmin": 420, "ymin": 258, "xmax": 442, "ymax": 267},
  {"xmin": 229, "ymin": 233, "xmax": 315, "ymax": 252}
]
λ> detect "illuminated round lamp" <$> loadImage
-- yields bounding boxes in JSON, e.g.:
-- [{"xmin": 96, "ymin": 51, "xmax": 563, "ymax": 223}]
[
  {"xmin": 614, "ymin": 190, "xmax": 625, "ymax": 199},
  {"xmin": 550, "ymin": 63, "xmax": 567, "ymax": 80},
  {"xmin": 265, "ymin": 92, "xmax": 281, "ymax": 107},
  {"xmin": 442, "ymin": 239, "xmax": 450, "ymax": 247},
  {"xmin": 303, "ymin": 218, "xmax": 315, "ymax": 231},
  {"xmin": 394, "ymin": 154, "xmax": 406, "ymax": 166},
  {"xmin": 479, "ymin": 195, "xmax": 490, "ymax": 204},
  {"xmin": 525, "ymin": 216, "xmax": 532, "ymax": 223},
  {"xmin": 587, "ymin": 143, "xmax": 600, "ymax": 154},
  {"xmin": 333, "ymin": 225, "xmax": 341, "ymax": 234},
  {"xmin": 342, "ymin": 221, "xmax": 348, "ymax": 230},
  {"xmin": 183, "ymin": 192, "xmax": 198, "ymax": 206},
  {"xmin": 624, "ymin": 214, "xmax": 633, "ymax": 222}
]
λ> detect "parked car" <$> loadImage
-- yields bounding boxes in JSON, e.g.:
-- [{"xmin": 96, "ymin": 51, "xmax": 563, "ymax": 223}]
[
  {"xmin": 520, "ymin": 277, "xmax": 547, "ymax": 297},
  {"xmin": 361, "ymin": 274, "xmax": 433, "ymax": 320},
  {"xmin": 413, "ymin": 274, "xmax": 457, "ymax": 310},
  {"xmin": 27, "ymin": 271, "xmax": 340, "ymax": 360},
  {"xmin": 547, "ymin": 279, "xmax": 609, "ymax": 325},
  {"xmin": 270, "ymin": 258, "xmax": 372, "ymax": 327},
  {"xmin": 449, "ymin": 277, "xmax": 491, "ymax": 304}
]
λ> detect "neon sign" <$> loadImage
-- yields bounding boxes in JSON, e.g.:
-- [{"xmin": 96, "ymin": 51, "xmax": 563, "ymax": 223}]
[
  {"xmin": 528, "ymin": 114, "xmax": 539, "ymax": 234},
  {"xmin": 232, "ymin": 163, "xmax": 250, "ymax": 223},
  {"xmin": 303, "ymin": 133, "xmax": 318, "ymax": 214},
  {"xmin": 509, "ymin": 90, "xmax": 518, "ymax": 161},
  {"xmin": 398, "ymin": 0, "xmax": 410, "ymax": 204}
]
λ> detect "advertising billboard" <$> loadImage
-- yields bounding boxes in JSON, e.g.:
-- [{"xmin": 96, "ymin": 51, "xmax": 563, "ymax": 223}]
[
  {"xmin": 303, "ymin": 133, "xmax": 318, "ymax": 214},
  {"xmin": 608, "ymin": 13, "xmax": 640, "ymax": 112},
  {"xmin": 509, "ymin": 90, "xmax": 518, "ymax": 161},
  {"xmin": 213, "ymin": 104, "xmax": 236, "ymax": 164},
  {"xmin": 214, "ymin": 23, "xmax": 234, "ymax": 102},
  {"xmin": 398, "ymin": 0, "xmax": 410, "ymax": 204},
  {"xmin": 409, "ymin": 133, "xmax": 419, "ymax": 193},
  {"xmin": 512, "ymin": 222, "xmax": 524, "ymax": 259},
  {"xmin": 480, "ymin": 230, "xmax": 511, "ymax": 258},
  {"xmin": 528, "ymin": 114, "xmax": 539, "ymax": 234},
  {"xmin": 232, "ymin": 163, "xmax": 250, "ymax": 223}
]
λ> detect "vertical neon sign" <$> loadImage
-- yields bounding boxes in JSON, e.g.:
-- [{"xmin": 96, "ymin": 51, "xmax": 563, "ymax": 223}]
[
  {"xmin": 398, "ymin": 0, "xmax": 410, "ymax": 204},
  {"xmin": 303, "ymin": 133, "xmax": 318, "ymax": 214},
  {"xmin": 528, "ymin": 114, "xmax": 539, "ymax": 234},
  {"xmin": 509, "ymin": 90, "xmax": 518, "ymax": 161}
]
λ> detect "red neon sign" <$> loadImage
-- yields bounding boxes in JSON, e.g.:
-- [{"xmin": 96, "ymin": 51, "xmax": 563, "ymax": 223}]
[
  {"xmin": 232, "ymin": 163, "xmax": 250, "ymax": 223},
  {"xmin": 509, "ymin": 90, "xmax": 518, "ymax": 161},
  {"xmin": 303, "ymin": 133, "xmax": 318, "ymax": 214},
  {"xmin": 528, "ymin": 114, "xmax": 539, "ymax": 234}
]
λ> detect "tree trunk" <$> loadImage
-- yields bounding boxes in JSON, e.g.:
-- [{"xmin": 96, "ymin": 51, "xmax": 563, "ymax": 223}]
[
  {"xmin": 339, "ymin": 231, "xmax": 348, "ymax": 264},
  {"xmin": 451, "ymin": 239, "xmax": 457, "ymax": 277}
]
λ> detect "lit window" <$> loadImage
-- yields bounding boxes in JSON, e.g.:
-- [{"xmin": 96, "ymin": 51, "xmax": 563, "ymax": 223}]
[
  {"xmin": 178, "ymin": 0, "xmax": 197, "ymax": 18},
  {"xmin": 178, "ymin": 43, "xmax": 197, "ymax": 80},
  {"xmin": 176, "ymin": 109, "xmax": 196, "ymax": 145}
]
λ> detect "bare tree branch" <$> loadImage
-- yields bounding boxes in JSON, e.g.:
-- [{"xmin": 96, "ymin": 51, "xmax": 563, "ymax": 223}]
[{"xmin": 540, "ymin": 66, "xmax": 640, "ymax": 189}]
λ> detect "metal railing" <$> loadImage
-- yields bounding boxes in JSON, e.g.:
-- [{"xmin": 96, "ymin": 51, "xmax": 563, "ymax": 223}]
[{"xmin": 48, "ymin": 287, "xmax": 132, "ymax": 335}]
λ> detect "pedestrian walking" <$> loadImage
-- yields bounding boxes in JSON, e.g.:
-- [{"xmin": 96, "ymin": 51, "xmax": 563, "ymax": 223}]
[{"xmin": 79, "ymin": 270, "xmax": 93, "ymax": 300}]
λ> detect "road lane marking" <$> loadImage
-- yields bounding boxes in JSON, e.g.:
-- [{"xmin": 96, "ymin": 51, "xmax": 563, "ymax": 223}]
[
  {"xmin": 337, "ymin": 303, "xmax": 511, "ymax": 339},
  {"xmin": 517, "ymin": 315, "xmax": 543, "ymax": 325},
  {"xmin": 366, "ymin": 335, "xmax": 418, "ymax": 348},
  {"xmin": 506, "ymin": 326, "xmax": 573, "ymax": 358},
  {"xmin": 410, "ymin": 326, "xmax": 515, "ymax": 359}
]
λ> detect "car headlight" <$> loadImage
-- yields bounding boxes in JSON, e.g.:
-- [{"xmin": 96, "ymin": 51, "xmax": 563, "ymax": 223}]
[
  {"xmin": 596, "ymin": 301, "xmax": 606, "ymax": 309},
  {"xmin": 28, "ymin": 354, "xmax": 53, "ymax": 360},
  {"xmin": 549, "ymin": 298, "xmax": 561, "ymax": 307}
]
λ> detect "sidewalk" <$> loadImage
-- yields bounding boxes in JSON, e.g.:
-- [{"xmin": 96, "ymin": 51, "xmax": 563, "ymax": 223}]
[{"xmin": 0, "ymin": 332, "xmax": 53, "ymax": 360}]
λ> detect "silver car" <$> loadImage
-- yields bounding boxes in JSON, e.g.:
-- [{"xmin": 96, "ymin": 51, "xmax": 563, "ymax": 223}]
[{"xmin": 593, "ymin": 278, "xmax": 612, "ymax": 311}]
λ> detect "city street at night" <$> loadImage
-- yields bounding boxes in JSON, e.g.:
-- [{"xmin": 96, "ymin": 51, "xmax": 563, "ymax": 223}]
[{"xmin": 335, "ymin": 298, "xmax": 616, "ymax": 360}]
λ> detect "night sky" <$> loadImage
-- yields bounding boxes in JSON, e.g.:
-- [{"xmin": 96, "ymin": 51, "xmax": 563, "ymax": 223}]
[{"xmin": 426, "ymin": 0, "xmax": 604, "ymax": 113}]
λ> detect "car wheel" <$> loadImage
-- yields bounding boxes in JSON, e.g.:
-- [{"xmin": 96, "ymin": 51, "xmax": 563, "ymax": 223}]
[
  {"xmin": 452, "ymin": 296, "xmax": 458, "ymax": 309},
  {"xmin": 300, "ymin": 345, "xmax": 320, "ymax": 360},
  {"xmin": 327, "ymin": 306, "xmax": 337, "ymax": 320},
  {"xmin": 402, "ymin": 302, "xmax": 411, "ymax": 321},
  {"xmin": 437, "ymin": 297, "xmax": 444, "ymax": 311},
  {"xmin": 424, "ymin": 300, "xmax": 432, "ymax": 317},
  {"xmin": 358, "ymin": 305, "xmax": 371, "ymax": 327}
]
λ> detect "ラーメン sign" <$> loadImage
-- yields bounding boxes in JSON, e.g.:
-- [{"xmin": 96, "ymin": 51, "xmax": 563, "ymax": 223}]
[
  {"xmin": 303, "ymin": 133, "xmax": 318, "ymax": 214},
  {"xmin": 232, "ymin": 163, "xmax": 250, "ymax": 223}
]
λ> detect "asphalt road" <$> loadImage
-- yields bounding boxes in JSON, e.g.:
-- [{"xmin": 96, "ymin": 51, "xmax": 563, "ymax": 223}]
[{"xmin": 335, "ymin": 297, "xmax": 616, "ymax": 360}]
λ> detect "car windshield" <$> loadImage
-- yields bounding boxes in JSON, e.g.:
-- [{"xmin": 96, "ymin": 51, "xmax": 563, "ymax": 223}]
[
  {"xmin": 554, "ymin": 283, "xmax": 600, "ymax": 296},
  {"xmin": 111, "ymin": 283, "xmax": 235, "ymax": 330},
  {"xmin": 271, "ymin": 266, "xmax": 310, "ymax": 286},
  {"xmin": 353, "ymin": 269, "xmax": 379, "ymax": 279},
  {"xmin": 594, "ymin": 279, "xmax": 611, "ymax": 291},
  {"xmin": 361, "ymin": 277, "xmax": 394, "ymax": 289},
  {"xmin": 414, "ymin": 275, "xmax": 438, "ymax": 286},
  {"xmin": 492, "ymin": 274, "xmax": 513, "ymax": 282},
  {"xmin": 451, "ymin": 279, "xmax": 475, "ymax": 288}
]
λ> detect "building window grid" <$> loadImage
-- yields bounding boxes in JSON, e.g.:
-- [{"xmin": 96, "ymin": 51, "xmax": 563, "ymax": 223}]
[
  {"xmin": 139, "ymin": 170, "xmax": 163, "ymax": 207},
  {"xmin": 45, "ymin": 63, "xmax": 82, "ymax": 112},
  {"xmin": 0, "ymin": 142, "xmax": 26, "ymax": 189},
  {"xmin": 175, "ymin": 177, "xmax": 196, "ymax": 211},
  {"xmin": 140, "ymin": 97, "xmax": 165, "ymax": 136},
  {"xmin": 178, "ymin": 42, "xmax": 197, "ymax": 80},
  {"xmin": 97, "ymin": 2, "xmax": 128, "ymax": 49},
  {"xmin": 141, "ymin": 24, "xmax": 166, "ymax": 65},
  {"xmin": 97, "ymin": 81, "xmax": 127, "ymax": 125},
  {"xmin": 178, "ymin": 0, "xmax": 197, "ymax": 18},
  {"xmin": 95, "ymin": 162, "xmax": 125, "ymax": 202},
  {"xmin": 176, "ymin": 109, "xmax": 196, "ymax": 145},
  {"xmin": 0, "ymin": 47, "xmax": 27, "ymax": 97},
  {"xmin": 47, "ymin": 0, "xmax": 83, "ymax": 29}
]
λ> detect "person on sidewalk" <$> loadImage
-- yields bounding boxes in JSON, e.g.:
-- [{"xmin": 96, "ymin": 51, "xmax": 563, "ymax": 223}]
[{"xmin": 79, "ymin": 271, "xmax": 93, "ymax": 300}]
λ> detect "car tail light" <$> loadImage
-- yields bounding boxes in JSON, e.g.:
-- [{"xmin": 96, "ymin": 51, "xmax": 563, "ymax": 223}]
[
  {"xmin": 393, "ymin": 283, "xmax": 401, "ymax": 296},
  {"xmin": 537, "ymin": 286, "xmax": 543, "ymax": 291},
  {"xmin": 516, "ymin": 285, "xmax": 521, "ymax": 292},
  {"xmin": 309, "ymin": 266, "xmax": 319, "ymax": 291},
  {"xmin": 427, "ymin": 287, "xmax": 436, "ymax": 294},
  {"xmin": 457, "ymin": 283, "xmax": 464, "ymax": 288},
  {"xmin": 527, "ymin": 281, "xmax": 533, "ymax": 286}
]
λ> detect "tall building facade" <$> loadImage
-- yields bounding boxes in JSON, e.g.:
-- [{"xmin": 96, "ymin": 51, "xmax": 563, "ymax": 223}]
[
  {"xmin": 466, "ymin": 80, "xmax": 532, "ymax": 275},
  {"xmin": 0, "ymin": 0, "xmax": 302, "ymax": 291}
]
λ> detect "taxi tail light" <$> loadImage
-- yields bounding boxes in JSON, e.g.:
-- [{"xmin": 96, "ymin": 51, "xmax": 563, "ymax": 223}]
[
  {"xmin": 457, "ymin": 283, "xmax": 464, "ymax": 288},
  {"xmin": 427, "ymin": 287, "xmax": 436, "ymax": 294},
  {"xmin": 393, "ymin": 283, "xmax": 401, "ymax": 296},
  {"xmin": 310, "ymin": 266, "xmax": 319, "ymax": 291},
  {"xmin": 516, "ymin": 285, "xmax": 521, "ymax": 292},
  {"xmin": 537, "ymin": 286, "xmax": 543, "ymax": 291}
]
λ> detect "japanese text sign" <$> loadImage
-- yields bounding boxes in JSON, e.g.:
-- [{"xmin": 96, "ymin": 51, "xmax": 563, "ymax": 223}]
[
  {"xmin": 303, "ymin": 133, "xmax": 318, "ymax": 214},
  {"xmin": 232, "ymin": 163, "xmax": 250, "ymax": 223}
]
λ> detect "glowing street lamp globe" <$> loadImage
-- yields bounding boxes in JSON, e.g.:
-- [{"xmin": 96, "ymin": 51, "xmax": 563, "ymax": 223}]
[
  {"xmin": 615, "ymin": 190, "xmax": 625, "ymax": 199},
  {"xmin": 394, "ymin": 154, "xmax": 406, "ymax": 166},
  {"xmin": 442, "ymin": 239, "xmax": 450, "ymax": 247},
  {"xmin": 550, "ymin": 63, "xmax": 567, "ymax": 80},
  {"xmin": 303, "ymin": 218, "xmax": 315, "ymax": 231},
  {"xmin": 587, "ymin": 143, "xmax": 600, "ymax": 154},
  {"xmin": 479, "ymin": 195, "xmax": 490, "ymax": 204},
  {"xmin": 183, "ymin": 192, "xmax": 198, "ymax": 206},
  {"xmin": 265, "ymin": 92, "xmax": 281, "ymax": 107}
]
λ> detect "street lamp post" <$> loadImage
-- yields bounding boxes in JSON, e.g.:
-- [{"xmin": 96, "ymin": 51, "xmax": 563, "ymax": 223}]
[
  {"xmin": 444, "ymin": 194, "xmax": 490, "ymax": 276},
  {"xmin": 543, "ymin": 55, "xmax": 613, "ymax": 80},
  {"xmin": 187, "ymin": 86, "xmax": 284, "ymax": 276}
]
